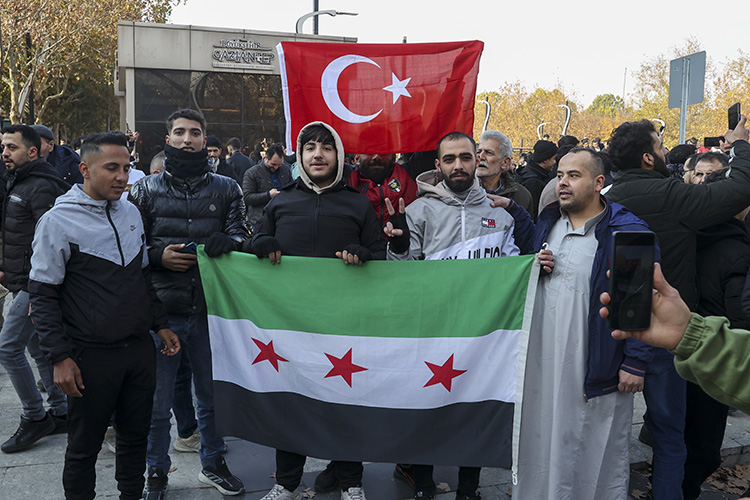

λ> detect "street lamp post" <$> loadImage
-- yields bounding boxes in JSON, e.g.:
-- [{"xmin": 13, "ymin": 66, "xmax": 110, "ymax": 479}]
[{"xmin": 296, "ymin": 10, "xmax": 358, "ymax": 35}]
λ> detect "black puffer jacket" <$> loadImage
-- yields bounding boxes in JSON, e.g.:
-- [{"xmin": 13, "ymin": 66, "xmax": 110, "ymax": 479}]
[
  {"xmin": 2, "ymin": 158, "xmax": 70, "ymax": 292},
  {"xmin": 697, "ymin": 218, "xmax": 750, "ymax": 330},
  {"xmin": 128, "ymin": 166, "xmax": 249, "ymax": 314},
  {"xmin": 606, "ymin": 140, "xmax": 750, "ymax": 310},
  {"xmin": 251, "ymin": 178, "xmax": 386, "ymax": 260},
  {"xmin": 516, "ymin": 161, "xmax": 552, "ymax": 218}
]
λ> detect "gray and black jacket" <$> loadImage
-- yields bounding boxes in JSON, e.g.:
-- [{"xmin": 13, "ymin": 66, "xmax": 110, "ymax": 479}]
[
  {"xmin": 28, "ymin": 185, "xmax": 168, "ymax": 364},
  {"xmin": 387, "ymin": 171, "xmax": 519, "ymax": 261}
]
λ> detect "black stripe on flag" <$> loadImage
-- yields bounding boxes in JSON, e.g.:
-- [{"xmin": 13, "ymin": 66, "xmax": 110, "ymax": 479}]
[{"xmin": 214, "ymin": 381, "xmax": 512, "ymax": 468}]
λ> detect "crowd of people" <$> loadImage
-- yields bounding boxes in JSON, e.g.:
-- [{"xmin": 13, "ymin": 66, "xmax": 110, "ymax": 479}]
[{"xmin": 0, "ymin": 104, "xmax": 748, "ymax": 500}]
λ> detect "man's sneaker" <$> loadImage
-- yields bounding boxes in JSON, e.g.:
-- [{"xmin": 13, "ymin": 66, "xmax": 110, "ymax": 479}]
[
  {"xmin": 341, "ymin": 486, "xmax": 366, "ymax": 500},
  {"xmin": 198, "ymin": 456, "xmax": 245, "ymax": 495},
  {"xmin": 260, "ymin": 484, "xmax": 302, "ymax": 500},
  {"xmin": 174, "ymin": 429, "xmax": 200, "ymax": 452},
  {"xmin": 314, "ymin": 461, "xmax": 338, "ymax": 492},
  {"xmin": 143, "ymin": 468, "xmax": 168, "ymax": 500},
  {"xmin": 394, "ymin": 464, "xmax": 416, "ymax": 489},
  {"xmin": 50, "ymin": 412, "xmax": 67, "ymax": 435},
  {"xmin": 1, "ymin": 413, "xmax": 55, "ymax": 453},
  {"xmin": 456, "ymin": 491, "xmax": 481, "ymax": 500},
  {"xmin": 414, "ymin": 491, "xmax": 433, "ymax": 500}
]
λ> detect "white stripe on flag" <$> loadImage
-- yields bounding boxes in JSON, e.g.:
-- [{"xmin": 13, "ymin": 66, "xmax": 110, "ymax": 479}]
[{"xmin": 209, "ymin": 316, "xmax": 521, "ymax": 410}]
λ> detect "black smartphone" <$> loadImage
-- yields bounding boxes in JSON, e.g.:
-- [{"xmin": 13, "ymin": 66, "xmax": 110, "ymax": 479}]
[
  {"xmin": 704, "ymin": 136, "xmax": 722, "ymax": 148},
  {"xmin": 729, "ymin": 102, "xmax": 741, "ymax": 130},
  {"xmin": 177, "ymin": 242, "xmax": 197, "ymax": 254},
  {"xmin": 608, "ymin": 231, "xmax": 656, "ymax": 331}
]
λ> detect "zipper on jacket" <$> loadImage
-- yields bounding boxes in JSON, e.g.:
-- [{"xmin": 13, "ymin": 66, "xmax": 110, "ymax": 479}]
[
  {"xmin": 106, "ymin": 202, "xmax": 125, "ymax": 266},
  {"xmin": 313, "ymin": 195, "xmax": 320, "ymax": 255}
]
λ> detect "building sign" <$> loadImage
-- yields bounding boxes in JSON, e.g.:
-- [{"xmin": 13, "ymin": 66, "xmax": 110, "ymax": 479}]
[{"xmin": 212, "ymin": 38, "xmax": 275, "ymax": 70}]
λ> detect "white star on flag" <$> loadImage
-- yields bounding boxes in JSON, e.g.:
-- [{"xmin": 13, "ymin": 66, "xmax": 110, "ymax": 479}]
[{"xmin": 383, "ymin": 73, "xmax": 412, "ymax": 104}]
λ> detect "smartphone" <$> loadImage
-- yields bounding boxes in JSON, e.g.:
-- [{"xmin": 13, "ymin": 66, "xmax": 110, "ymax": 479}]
[
  {"xmin": 177, "ymin": 242, "xmax": 197, "ymax": 254},
  {"xmin": 704, "ymin": 136, "xmax": 722, "ymax": 148},
  {"xmin": 729, "ymin": 102, "xmax": 741, "ymax": 130},
  {"xmin": 608, "ymin": 231, "xmax": 656, "ymax": 331}
]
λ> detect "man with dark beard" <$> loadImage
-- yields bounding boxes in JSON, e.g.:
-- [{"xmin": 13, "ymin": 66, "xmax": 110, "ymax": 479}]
[
  {"xmin": 347, "ymin": 153, "xmax": 417, "ymax": 228},
  {"xmin": 606, "ymin": 117, "xmax": 750, "ymax": 500}
]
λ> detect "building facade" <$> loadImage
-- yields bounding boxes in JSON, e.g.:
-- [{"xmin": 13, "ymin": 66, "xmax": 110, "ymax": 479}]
[{"xmin": 116, "ymin": 21, "xmax": 355, "ymax": 167}]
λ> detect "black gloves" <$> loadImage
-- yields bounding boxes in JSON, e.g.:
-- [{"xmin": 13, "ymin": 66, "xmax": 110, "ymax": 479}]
[
  {"xmin": 204, "ymin": 232, "xmax": 236, "ymax": 257},
  {"xmin": 250, "ymin": 235, "xmax": 282, "ymax": 259},
  {"xmin": 341, "ymin": 244, "xmax": 373, "ymax": 264},
  {"xmin": 387, "ymin": 211, "xmax": 411, "ymax": 255}
]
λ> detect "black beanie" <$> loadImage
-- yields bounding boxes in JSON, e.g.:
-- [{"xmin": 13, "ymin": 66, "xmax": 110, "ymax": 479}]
[
  {"xmin": 533, "ymin": 140, "xmax": 558, "ymax": 163},
  {"xmin": 206, "ymin": 135, "xmax": 222, "ymax": 149}
]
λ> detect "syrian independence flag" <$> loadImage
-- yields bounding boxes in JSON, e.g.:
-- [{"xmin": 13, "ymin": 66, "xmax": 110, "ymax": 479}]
[
  {"xmin": 198, "ymin": 251, "xmax": 536, "ymax": 467},
  {"xmin": 276, "ymin": 40, "xmax": 484, "ymax": 154}
]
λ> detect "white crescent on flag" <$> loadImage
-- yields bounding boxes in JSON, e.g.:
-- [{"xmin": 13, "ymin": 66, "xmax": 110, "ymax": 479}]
[{"xmin": 320, "ymin": 54, "xmax": 412, "ymax": 124}]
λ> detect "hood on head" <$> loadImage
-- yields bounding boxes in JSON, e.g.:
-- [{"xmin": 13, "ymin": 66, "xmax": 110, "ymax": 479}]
[{"xmin": 296, "ymin": 121, "xmax": 345, "ymax": 194}]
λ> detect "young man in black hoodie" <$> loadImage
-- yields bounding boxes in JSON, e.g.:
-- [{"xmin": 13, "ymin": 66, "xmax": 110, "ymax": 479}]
[
  {"xmin": 0, "ymin": 125, "xmax": 70, "ymax": 453},
  {"xmin": 248, "ymin": 121, "xmax": 385, "ymax": 500},
  {"xmin": 129, "ymin": 108, "xmax": 249, "ymax": 499}
]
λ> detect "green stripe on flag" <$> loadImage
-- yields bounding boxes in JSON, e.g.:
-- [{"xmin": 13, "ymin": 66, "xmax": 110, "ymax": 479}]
[{"xmin": 197, "ymin": 249, "xmax": 535, "ymax": 339}]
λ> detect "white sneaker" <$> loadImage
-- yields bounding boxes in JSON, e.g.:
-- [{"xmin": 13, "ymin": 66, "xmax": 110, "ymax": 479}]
[
  {"xmin": 342, "ymin": 486, "xmax": 367, "ymax": 500},
  {"xmin": 173, "ymin": 429, "xmax": 200, "ymax": 452},
  {"xmin": 103, "ymin": 426, "xmax": 116, "ymax": 453},
  {"xmin": 260, "ymin": 483, "xmax": 302, "ymax": 500}
]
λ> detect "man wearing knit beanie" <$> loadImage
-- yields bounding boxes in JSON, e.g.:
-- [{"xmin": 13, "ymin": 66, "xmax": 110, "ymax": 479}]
[{"xmin": 516, "ymin": 140, "xmax": 558, "ymax": 219}]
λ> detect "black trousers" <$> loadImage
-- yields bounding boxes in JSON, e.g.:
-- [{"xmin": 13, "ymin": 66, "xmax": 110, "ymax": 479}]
[
  {"xmin": 276, "ymin": 449, "xmax": 363, "ymax": 491},
  {"xmin": 413, "ymin": 464, "xmax": 480, "ymax": 496},
  {"xmin": 63, "ymin": 338, "xmax": 156, "ymax": 500},
  {"xmin": 682, "ymin": 381, "xmax": 729, "ymax": 500}
]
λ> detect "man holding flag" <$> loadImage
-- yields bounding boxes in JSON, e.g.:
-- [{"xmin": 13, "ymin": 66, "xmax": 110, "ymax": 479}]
[
  {"xmin": 245, "ymin": 121, "xmax": 385, "ymax": 500},
  {"xmin": 384, "ymin": 131, "xmax": 537, "ymax": 500}
]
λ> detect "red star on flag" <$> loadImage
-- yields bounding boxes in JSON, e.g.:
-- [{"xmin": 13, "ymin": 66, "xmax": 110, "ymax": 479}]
[
  {"xmin": 324, "ymin": 348, "xmax": 368, "ymax": 387},
  {"xmin": 252, "ymin": 338, "xmax": 289, "ymax": 371},
  {"xmin": 424, "ymin": 354, "xmax": 467, "ymax": 392}
]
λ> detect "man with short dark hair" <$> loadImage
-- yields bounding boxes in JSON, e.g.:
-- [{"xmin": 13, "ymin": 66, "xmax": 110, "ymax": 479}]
[
  {"xmin": 606, "ymin": 117, "xmax": 750, "ymax": 500},
  {"xmin": 226, "ymin": 137, "xmax": 253, "ymax": 182},
  {"xmin": 476, "ymin": 130, "xmax": 533, "ymax": 213},
  {"xmin": 30, "ymin": 124, "xmax": 83, "ymax": 185},
  {"xmin": 248, "ymin": 121, "xmax": 385, "ymax": 500},
  {"xmin": 129, "ymin": 108, "xmax": 249, "ymax": 499},
  {"xmin": 29, "ymin": 131, "xmax": 180, "ymax": 500},
  {"xmin": 385, "ymin": 131, "xmax": 521, "ymax": 500},
  {"xmin": 514, "ymin": 147, "xmax": 654, "ymax": 499},
  {"xmin": 691, "ymin": 151, "xmax": 729, "ymax": 184},
  {"xmin": 242, "ymin": 144, "xmax": 293, "ymax": 230},
  {"xmin": 516, "ymin": 139, "xmax": 558, "ymax": 218},
  {"xmin": 0, "ymin": 124, "xmax": 70, "ymax": 454}
]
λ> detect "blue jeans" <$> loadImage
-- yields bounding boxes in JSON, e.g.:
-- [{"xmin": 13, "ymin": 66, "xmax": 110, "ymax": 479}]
[
  {"xmin": 146, "ymin": 314, "xmax": 223, "ymax": 471},
  {"xmin": 644, "ymin": 353, "xmax": 686, "ymax": 500},
  {"xmin": 0, "ymin": 291, "xmax": 67, "ymax": 420},
  {"xmin": 172, "ymin": 348, "xmax": 198, "ymax": 439}
]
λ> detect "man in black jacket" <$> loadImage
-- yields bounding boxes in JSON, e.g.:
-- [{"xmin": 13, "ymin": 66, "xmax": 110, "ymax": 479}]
[
  {"xmin": 248, "ymin": 121, "xmax": 385, "ymax": 500},
  {"xmin": 242, "ymin": 143, "xmax": 293, "ymax": 231},
  {"xmin": 226, "ymin": 137, "xmax": 254, "ymax": 183},
  {"xmin": 129, "ymin": 108, "xmax": 249, "ymax": 499},
  {"xmin": 0, "ymin": 125, "xmax": 70, "ymax": 453},
  {"xmin": 516, "ymin": 139, "xmax": 557, "ymax": 218},
  {"xmin": 606, "ymin": 116, "xmax": 750, "ymax": 500},
  {"xmin": 31, "ymin": 124, "xmax": 84, "ymax": 185},
  {"xmin": 206, "ymin": 135, "xmax": 239, "ymax": 183}
]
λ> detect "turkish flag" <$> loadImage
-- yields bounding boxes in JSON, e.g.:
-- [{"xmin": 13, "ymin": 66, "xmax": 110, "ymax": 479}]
[{"xmin": 277, "ymin": 41, "xmax": 484, "ymax": 154}]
